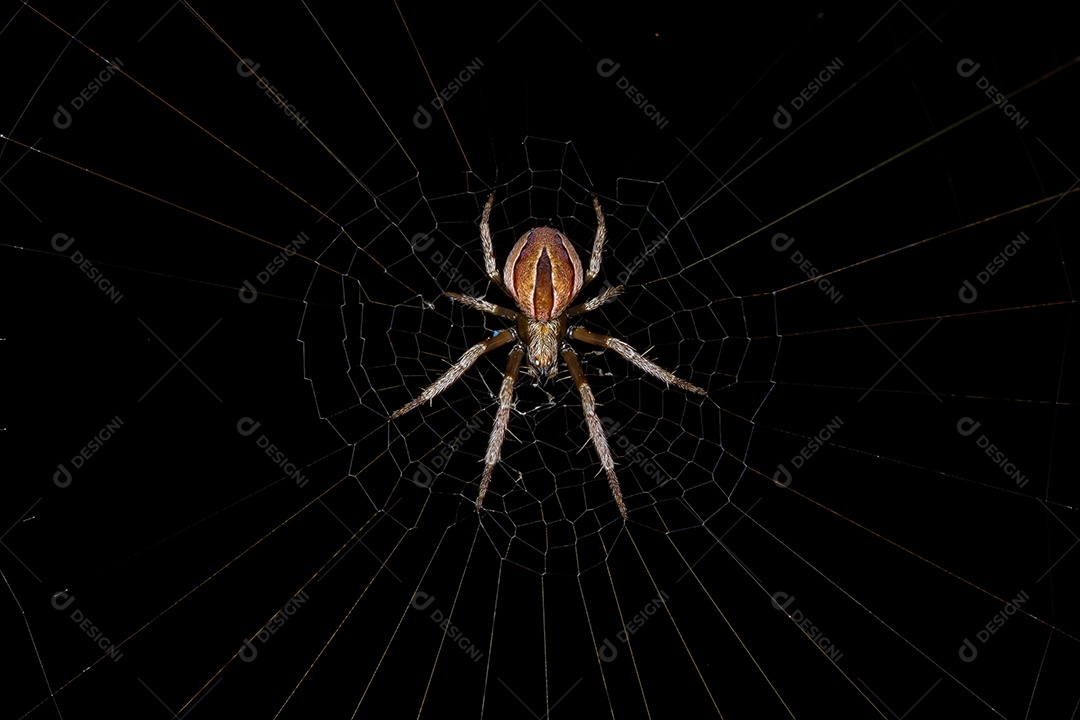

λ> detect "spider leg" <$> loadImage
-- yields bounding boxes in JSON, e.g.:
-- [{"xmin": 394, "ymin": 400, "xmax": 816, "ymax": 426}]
[
  {"xmin": 479, "ymin": 192, "xmax": 507, "ymax": 292},
  {"xmin": 567, "ymin": 284, "xmax": 623, "ymax": 318},
  {"xmin": 443, "ymin": 292, "xmax": 517, "ymax": 320},
  {"xmin": 571, "ymin": 326, "xmax": 707, "ymax": 396},
  {"xmin": 477, "ymin": 343, "xmax": 525, "ymax": 512},
  {"xmin": 390, "ymin": 329, "xmax": 516, "ymax": 420},
  {"xmin": 583, "ymin": 195, "xmax": 607, "ymax": 285},
  {"xmin": 561, "ymin": 344, "xmax": 628, "ymax": 520}
]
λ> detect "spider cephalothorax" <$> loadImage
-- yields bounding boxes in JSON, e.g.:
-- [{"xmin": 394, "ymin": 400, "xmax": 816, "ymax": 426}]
[{"xmin": 391, "ymin": 192, "xmax": 706, "ymax": 519}]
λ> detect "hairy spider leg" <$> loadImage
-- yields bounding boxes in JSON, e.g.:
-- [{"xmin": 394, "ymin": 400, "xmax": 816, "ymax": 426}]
[
  {"xmin": 571, "ymin": 327, "xmax": 707, "ymax": 396},
  {"xmin": 389, "ymin": 329, "xmax": 516, "ymax": 420},
  {"xmin": 476, "ymin": 344, "xmax": 525, "ymax": 512},
  {"xmin": 562, "ymin": 344, "xmax": 627, "ymax": 519},
  {"xmin": 584, "ymin": 195, "xmax": 607, "ymax": 285}
]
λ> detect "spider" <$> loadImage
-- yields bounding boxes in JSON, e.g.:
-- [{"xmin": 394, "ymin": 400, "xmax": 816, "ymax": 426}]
[{"xmin": 390, "ymin": 192, "xmax": 706, "ymax": 519}]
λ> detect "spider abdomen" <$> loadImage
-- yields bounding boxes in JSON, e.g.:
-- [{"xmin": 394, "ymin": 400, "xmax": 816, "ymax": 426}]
[{"xmin": 503, "ymin": 227, "xmax": 584, "ymax": 322}]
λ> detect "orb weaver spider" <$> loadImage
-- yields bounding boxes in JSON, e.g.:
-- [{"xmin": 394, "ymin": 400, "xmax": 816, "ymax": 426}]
[{"xmin": 391, "ymin": 192, "xmax": 706, "ymax": 519}]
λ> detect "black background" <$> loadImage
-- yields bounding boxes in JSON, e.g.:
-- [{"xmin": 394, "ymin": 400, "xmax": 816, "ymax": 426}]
[{"xmin": 4, "ymin": 2, "xmax": 1079, "ymax": 718}]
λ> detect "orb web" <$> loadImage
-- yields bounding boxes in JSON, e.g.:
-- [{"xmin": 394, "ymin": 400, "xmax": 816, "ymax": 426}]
[
  {"xmin": 3, "ymin": 3, "xmax": 1078, "ymax": 719},
  {"xmin": 298, "ymin": 135, "xmax": 774, "ymax": 574}
]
